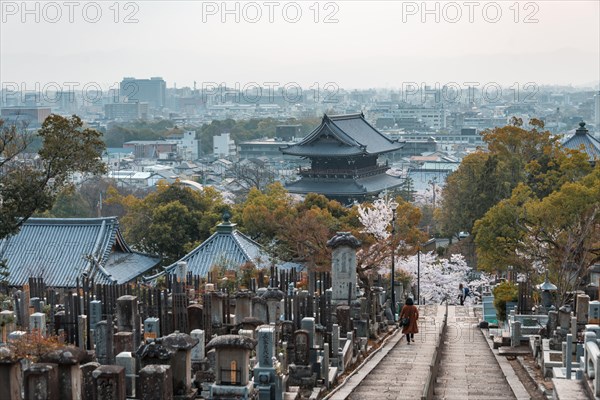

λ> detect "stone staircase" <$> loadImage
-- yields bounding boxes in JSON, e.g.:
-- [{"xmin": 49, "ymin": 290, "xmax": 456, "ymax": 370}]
[
  {"xmin": 346, "ymin": 305, "xmax": 444, "ymax": 400},
  {"xmin": 433, "ymin": 306, "xmax": 517, "ymax": 400}
]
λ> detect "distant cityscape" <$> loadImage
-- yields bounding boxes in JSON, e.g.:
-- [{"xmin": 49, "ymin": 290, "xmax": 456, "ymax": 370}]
[{"xmin": 1, "ymin": 77, "xmax": 599, "ymax": 204}]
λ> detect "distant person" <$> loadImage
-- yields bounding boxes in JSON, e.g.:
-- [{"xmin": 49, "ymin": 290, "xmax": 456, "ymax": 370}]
[
  {"xmin": 399, "ymin": 297, "xmax": 419, "ymax": 344},
  {"xmin": 458, "ymin": 283, "xmax": 470, "ymax": 305}
]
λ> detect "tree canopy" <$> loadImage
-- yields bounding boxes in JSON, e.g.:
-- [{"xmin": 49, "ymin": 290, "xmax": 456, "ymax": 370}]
[
  {"xmin": 0, "ymin": 115, "xmax": 106, "ymax": 239},
  {"xmin": 106, "ymin": 182, "xmax": 227, "ymax": 265}
]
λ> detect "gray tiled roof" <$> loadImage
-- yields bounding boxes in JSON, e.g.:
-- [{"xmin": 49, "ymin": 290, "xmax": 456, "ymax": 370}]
[
  {"xmin": 0, "ymin": 218, "xmax": 160, "ymax": 287},
  {"xmin": 153, "ymin": 221, "xmax": 272, "ymax": 279},
  {"xmin": 281, "ymin": 113, "xmax": 403, "ymax": 157},
  {"xmin": 563, "ymin": 122, "xmax": 600, "ymax": 161},
  {"xmin": 286, "ymin": 173, "xmax": 403, "ymax": 196}
]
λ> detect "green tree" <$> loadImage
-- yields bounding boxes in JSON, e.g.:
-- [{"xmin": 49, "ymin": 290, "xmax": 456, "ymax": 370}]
[
  {"xmin": 475, "ymin": 166, "xmax": 600, "ymax": 305},
  {"xmin": 0, "ymin": 115, "xmax": 106, "ymax": 239},
  {"xmin": 106, "ymin": 182, "xmax": 226, "ymax": 264}
]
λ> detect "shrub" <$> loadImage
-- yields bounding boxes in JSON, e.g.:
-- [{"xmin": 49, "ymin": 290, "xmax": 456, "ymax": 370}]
[{"xmin": 492, "ymin": 281, "xmax": 518, "ymax": 321}]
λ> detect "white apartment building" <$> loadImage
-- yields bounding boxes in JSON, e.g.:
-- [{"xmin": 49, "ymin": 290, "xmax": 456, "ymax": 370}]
[
  {"xmin": 392, "ymin": 107, "xmax": 446, "ymax": 130},
  {"xmin": 213, "ymin": 132, "xmax": 236, "ymax": 158}
]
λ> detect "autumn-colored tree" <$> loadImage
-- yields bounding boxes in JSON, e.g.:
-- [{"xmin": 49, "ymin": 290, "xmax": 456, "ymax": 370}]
[
  {"xmin": 234, "ymin": 182, "xmax": 295, "ymax": 243},
  {"xmin": 437, "ymin": 118, "xmax": 568, "ymax": 240},
  {"xmin": 474, "ymin": 165, "xmax": 600, "ymax": 305}
]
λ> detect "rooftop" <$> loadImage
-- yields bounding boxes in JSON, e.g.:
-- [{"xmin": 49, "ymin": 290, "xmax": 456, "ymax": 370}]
[
  {"xmin": 0, "ymin": 217, "xmax": 160, "ymax": 287},
  {"xmin": 281, "ymin": 113, "xmax": 403, "ymax": 157}
]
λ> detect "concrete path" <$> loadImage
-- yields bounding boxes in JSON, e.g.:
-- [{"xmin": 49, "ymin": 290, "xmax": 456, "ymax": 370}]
[
  {"xmin": 341, "ymin": 304, "xmax": 445, "ymax": 400},
  {"xmin": 433, "ymin": 306, "xmax": 517, "ymax": 400}
]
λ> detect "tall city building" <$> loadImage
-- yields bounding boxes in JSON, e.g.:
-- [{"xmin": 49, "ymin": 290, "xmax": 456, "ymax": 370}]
[{"xmin": 120, "ymin": 77, "xmax": 166, "ymax": 109}]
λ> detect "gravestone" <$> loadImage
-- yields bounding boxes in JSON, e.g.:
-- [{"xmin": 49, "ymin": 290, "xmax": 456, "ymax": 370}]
[
  {"xmin": 95, "ymin": 321, "xmax": 115, "ymax": 365},
  {"xmin": 116, "ymin": 295, "xmax": 138, "ymax": 332},
  {"xmin": 577, "ymin": 294, "xmax": 590, "ymax": 324},
  {"xmin": 206, "ymin": 334, "xmax": 257, "ymax": 399},
  {"xmin": 116, "ymin": 295, "xmax": 140, "ymax": 350},
  {"xmin": 254, "ymin": 325, "xmax": 278, "ymax": 400},
  {"xmin": 144, "ymin": 317, "xmax": 160, "ymax": 341},
  {"xmin": 40, "ymin": 346, "xmax": 86, "ymax": 400},
  {"xmin": 24, "ymin": 363, "xmax": 60, "ymax": 400},
  {"xmin": 138, "ymin": 364, "xmax": 173, "ymax": 400},
  {"xmin": 257, "ymin": 325, "xmax": 276, "ymax": 368},
  {"xmin": 115, "ymin": 352, "xmax": 136, "ymax": 398},
  {"xmin": 0, "ymin": 310, "xmax": 16, "ymax": 343},
  {"xmin": 92, "ymin": 365, "xmax": 125, "ymax": 400},
  {"xmin": 262, "ymin": 289, "xmax": 284, "ymax": 324},
  {"xmin": 589, "ymin": 301, "xmax": 600, "ymax": 324},
  {"xmin": 81, "ymin": 362, "xmax": 100, "ymax": 400},
  {"xmin": 281, "ymin": 321, "xmax": 294, "ymax": 343},
  {"xmin": 336, "ymin": 306, "xmax": 351, "ymax": 334},
  {"xmin": 293, "ymin": 331, "xmax": 310, "ymax": 366},
  {"xmin": 114, "ymin": 332, "xmax": 134, "ymax": 355},
  {"xmin": 187, "ymin": 304, "xmax": 203, "ymax": 331},
  {"xmin": 89, "ymin": 300, "xmax": 102, "ymax": 329},
  {"xmin": 301, "ymin": 318, "xmax": 316, "ymax": 348},
  {"xmin": 0, "ymin": 347, "xmax": 21, "ymax": 400},
  {"xmin": 327, "ymin": 232, "xmax": 360, "ymax": 304},
  {"xmin": 78, "ymin": 315, "xmax": 88, "ymax": 350},
  {"xmin": 191, "ymin": 329, "xmax": 205, "ymax": 362},
  {"xmin": 30, "ymin": 312, "xmax": 46, "ymax": 336},
  {"xmin": 252, "ymin": 297, "xmax": 268, "ymax": 324},
  {"xmin": 211, "ymin": 292, "xmax": 225, "ymax": 325},
  {"xmin": 235, "ymin": 291, "xmax": 252, "ymax": 325},
  {"xmin": 162, "ymin": 332, "xmax": 199, "ymax": 399}
]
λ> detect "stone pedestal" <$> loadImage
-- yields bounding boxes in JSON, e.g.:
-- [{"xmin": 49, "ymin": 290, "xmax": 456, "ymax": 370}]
[
  {"xmin": 40, "ymin": 346, "xmax": 86, "ymax": 400},
  {"xmin": 81, "ymin": 362, "xmax": 100, "ymax": 400},
  {"xmin": 139, "ymin": 364, "xmax": 173, "ymax": 400},
  {"xmin": 92, "ymin": 365, "xmax": 126, "ymax": 400},
  {"xmin": 24, "ymin": 363, "xmax": 60, "ymax": 400},
  {"xmin": 114, "ymin": 332, "xmax": 134, "ymax": 355},
  {"xmin": 162, "ymin": 332, "xmax": 199, "ymax": 399},
  {"xmin": 0, "ymin": 347, "xmax": 21, "ymax": 400}
]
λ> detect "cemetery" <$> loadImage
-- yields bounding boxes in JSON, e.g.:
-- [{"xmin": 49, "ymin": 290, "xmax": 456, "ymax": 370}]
[
  {"xmin": 483, "ymin": 270, "xmax": 600, "ymax": 399},
  {"xmin": 0, "ymin": 231, "xmax": 401, "ymax": 400}
]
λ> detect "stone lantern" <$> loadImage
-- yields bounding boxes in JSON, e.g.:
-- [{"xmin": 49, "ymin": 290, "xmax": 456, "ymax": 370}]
[
  {"xmin": 206, "ymin": 334, "xmax": 257, "ymax": 400},
  {"xmin": 538, "ymin": 272, "xmax": 557, "ymax": 311}
]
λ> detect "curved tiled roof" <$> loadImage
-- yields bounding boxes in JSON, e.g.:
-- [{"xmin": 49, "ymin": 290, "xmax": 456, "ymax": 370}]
[
  {"xmin": 151, "ymin": 220, "xmax": 272, "ymax": 279},
  {"xmin": 563, "ymin": 122, "xmax": 600, "ymax": 162},
  {"xmin": 0, "ymin": 218, "xmax": 160, "ymax": 287},
  {"xmin": 285, "ymin": 173, "xmax": 403, "ymax": 196},
  {"xmin": 280, "ymin": 113, "xmax": 403, "ymax": 157}
]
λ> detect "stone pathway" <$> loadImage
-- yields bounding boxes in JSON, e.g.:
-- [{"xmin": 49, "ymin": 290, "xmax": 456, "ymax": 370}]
[
  {"xmin": 433, "ymin": 306, "xmax": 517, "ymax": 400},
  {"xmin": 342, "ymin": 304, "xmax": 444, "ymax": 400}
]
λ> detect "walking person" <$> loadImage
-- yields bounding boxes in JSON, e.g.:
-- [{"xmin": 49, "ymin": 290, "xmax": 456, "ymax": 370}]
[
  {"xmin": 399, "ymin": 297, "xmax": 419, "ymax": 344},
  {"xmin": 458, "ymin": 283, "xmax": 470, "ymax": 305}
]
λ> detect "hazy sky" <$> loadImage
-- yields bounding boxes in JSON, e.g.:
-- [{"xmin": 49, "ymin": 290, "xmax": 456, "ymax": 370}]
[{"xmin": 1, "ymin": 1, "xmax": 599, "ymax": 90}]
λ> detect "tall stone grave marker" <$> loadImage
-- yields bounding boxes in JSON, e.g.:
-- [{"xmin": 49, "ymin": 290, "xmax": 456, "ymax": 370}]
[{"xmin": 327, "ymin": 232, "xmax": 361, "ymax": 304}]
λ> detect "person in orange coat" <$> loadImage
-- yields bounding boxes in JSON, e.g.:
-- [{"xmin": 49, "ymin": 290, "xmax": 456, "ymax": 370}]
[{"xmin": 399, "ymin": 297, "xmax": 419, "ymax": 344}]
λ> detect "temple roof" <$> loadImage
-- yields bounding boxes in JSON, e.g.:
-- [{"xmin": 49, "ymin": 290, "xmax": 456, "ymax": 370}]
[
  {"xmin": 0, "ymin": 218, "xmax": 160, "ymax": 287},
  {"xmin": 563, "ymin": 122, "xmax": 600, "ymax": 162},
  {"xmin": 285, "ymin": 173, "xmax": 403, "ymax": 197},
  {"xmin": 280, "ymin": 113, "xmax": 403, "ymax": 157},
  {"xmin": 146, "ymin": 216, "xmax": 272, "ymax": 280}
]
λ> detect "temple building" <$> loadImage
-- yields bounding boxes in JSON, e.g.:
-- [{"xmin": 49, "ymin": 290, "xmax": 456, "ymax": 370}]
[
  {"xmin": 280, "ymin": 113, "xmax": 404, "ymax": 203},
  {"xmin": 0, "ymin": 217, "xmax": 160, "ymax": 287},
  {"xmin": 563, "ymin": 122, "xmax": 600, "ymax": 166}
]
